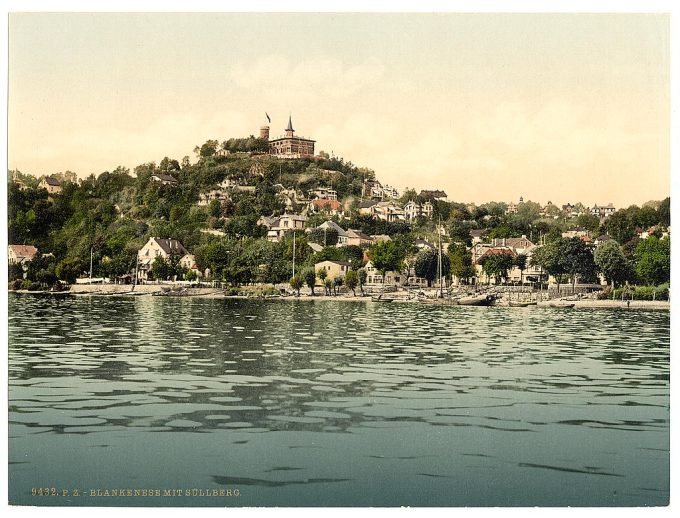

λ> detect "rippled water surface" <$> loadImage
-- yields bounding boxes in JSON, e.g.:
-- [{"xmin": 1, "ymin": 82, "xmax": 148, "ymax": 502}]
[{"xmin": 8, "ymin": 293, "xmax": 669, "ymax": 506}]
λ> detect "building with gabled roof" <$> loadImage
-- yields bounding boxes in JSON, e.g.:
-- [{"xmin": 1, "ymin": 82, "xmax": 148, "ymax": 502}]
[
  {"xmin": 151, "ymin": 174, "xmax": 178, "ymax": 185},
  {"xmin": 470, "ymin": 229, "xmax": 486, "ymax": 244},
  {"xmin": 590, "ymin": 203, "xmax": 616, "ymax": 218},
  {"xmin": 419, "ymin": 189, "xmax": 448, "ymax": 201},
  {"xmin": 137, "ymin": 237, "xmax": 188, "ymax": 280},
  {"xmin": 490, "ymin": 236, "xmax": 535, "ymax": 254},
  {"xmin": 313, "ymin": 220, "xmax": 348, "ymax": 246},
  {"xmin": 314, "ymin": 260, "xmax": 351, "ymax": 282},
  {"xmin": 39, "ymin": 177, "xmax": 62, "ymax": 194},
  {"xmin": 309, "ymin": 199, "xmax": 344, "ymax": 217},
  {"xmin": 260, "ymin": 213, "xmax": 307, "ymax": 242},
  {"xmin": 358, "ymin": 199, "xmax": 378, "ymax": 216},
  {"xmin": 8, "ymin": 245, "xmax": 39, "ymax": 264},
  {"xmin": 345, "ymin": 229, "xmax": 373, "ymax": 247}
]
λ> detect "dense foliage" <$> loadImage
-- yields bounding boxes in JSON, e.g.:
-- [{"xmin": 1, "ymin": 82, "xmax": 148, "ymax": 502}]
[{"xmin": 6, "ymin": 142, "xmax": 670, "ymax": 292}]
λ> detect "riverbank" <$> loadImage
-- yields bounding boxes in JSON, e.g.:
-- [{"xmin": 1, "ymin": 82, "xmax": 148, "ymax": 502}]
[
  {"xmin": 9, "ymin": 287, "xmax": 671, "ymax": 310},
  {"xmin": 571, "ymin": 299, "xmax": 670, "ymax": 310}
]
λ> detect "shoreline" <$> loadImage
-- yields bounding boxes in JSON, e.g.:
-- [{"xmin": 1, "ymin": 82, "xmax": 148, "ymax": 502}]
[{"xmin": 8, "ymin": 287, "xmax": 670, "ymax": 310}]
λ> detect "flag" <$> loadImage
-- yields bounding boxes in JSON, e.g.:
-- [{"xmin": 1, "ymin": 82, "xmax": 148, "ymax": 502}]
[{"xmin": 265, "ymin": 112, "xmax": 271, "ymax": 123}]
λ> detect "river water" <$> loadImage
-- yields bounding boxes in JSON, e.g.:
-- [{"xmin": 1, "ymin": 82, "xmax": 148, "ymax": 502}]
[{"xmin": 8, "ymin": 293, "xmax": 669, "ymax": 507}]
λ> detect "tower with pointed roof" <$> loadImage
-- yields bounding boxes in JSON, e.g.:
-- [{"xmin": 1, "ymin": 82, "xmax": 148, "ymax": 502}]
[
  {"xmin": 285, "ymin": 115, "xmax": 295, "ymax": 138},
  {"xmin": 267, "ymin": 114, "xmax": 315, "ymax": 158}
]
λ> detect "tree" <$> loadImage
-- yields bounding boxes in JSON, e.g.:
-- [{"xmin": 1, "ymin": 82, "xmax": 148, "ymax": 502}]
[
  {"xmin": 487, "ymin": 223, "xmax": 514, "ymax": 240},
  {"xmin": 558, "ymin": 237, "xmax": 597, "ymax": 293},
  {"xmin": 480, "ymin": 253, "xmax": 514, "ymax": 285},
  {"xmin": 657, "ymin": 197, "xmax": 670, "ymax": 227},
  {"xmin": 368, "ymin": 240, "xmax": 405, "ymax": 283},
  {"xmin": 8, "ymin": 262, "xmax": 24, "ymax": 282},
  {"xmin": 303, "ymin": 268, "xmax": 317, "ymax": 296},
  {"xmin": 635, "ymin": 236, "xmax": 670, "ymax": 285},
  {"xmin": 342, "ymin": 245, "xmax": 365, "ymax": 270},
  {"xmin": 530, "ymin": 240, "xmax": 564, "ymax": 288},
  {"xmin": 289, "ymin": 274, "xmax": 303, "ymax": 296},
  {"xmin": 514, "ymin": 254, "xmax": 527, "ymax": 284},
  {"xmin": 324, "ymin": 277, "xmax": 333, "ymax": 296},
  {"xmin": 398, "ymin": 188, "xmax": 418, "ymax": 205},
  {"xmin": 159, "ymin": 157, "xmax": 180, "ymax": 173},
  {"xmin": 333, "ymin": 275, "xmax": 344, "ymax": 296},
  {"xmin": 448, "ymin": 244, "xmax": 476, "ymax": 285},
  {"xmin": 308, "ymin": 227, "xmax": 339, "ymax": 246},
  {"xmin": 448, "ymin": 221, "xmax": 474, "ymax": 246},
  {"xmin": 605, "ymin": 209, "xmax": 636, "ymax": 244},
  {"xmin": 151, "ymin": 256, "xmax": 171, "ymax": 280},
  {"xmin": 595, "ymin": 240, "xmax": 631, "ymax": 288},
  {"xmin": 317, "ymin": 268, "xmax": 328, "ymax": 295},
  {"xmin": 414, "ymin": 248, "xmax": 451, "ymax": 287},
  {"xmin": 199, "ymin": 140, "xmax": 219, "ymax": 158},
  {"xmin": 208, "ymin": 199, "xmax": 222, "ymax": 218},
  {"xmin": 358, "ymin": 269, "xmax": 367, "ymax": 295},
  {"xmin": 512, "ymin": 200, "xmax": 542, "ymax": 229},
  {"xmin": 345, "ymin": 270, "xmax": 358, "ymax": 296},
  {"xmin": 56, "ymin": 258, "xmax": 83, "ymax": 284},
  {"xmin": 575, "ymin": 213, "xmax": 601, "ymax": 235},
  {"xmin": 634, "ymin": 206, "xmax": 659, "ymax": 229}
]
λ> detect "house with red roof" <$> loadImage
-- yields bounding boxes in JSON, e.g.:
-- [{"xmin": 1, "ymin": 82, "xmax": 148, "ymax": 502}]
[
  {"xmin": 8, "ymin": 245, "xmax": 39, "ymax": 265},
  {"xmin": 309, "ymin": 199, "xmax": 344, "ymax": 217}
]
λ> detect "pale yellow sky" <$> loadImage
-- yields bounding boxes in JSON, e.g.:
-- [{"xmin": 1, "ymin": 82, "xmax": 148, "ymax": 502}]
[{"xmin": 7, "ymin": 12, "xmax": 670, "ymax": 207}]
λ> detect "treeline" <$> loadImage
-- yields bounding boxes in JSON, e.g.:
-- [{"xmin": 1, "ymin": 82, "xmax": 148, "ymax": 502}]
[
  {"xmin": 7, "ymin": 144, "xmax": 375, "ymax": 289},
  {"xmin": 7, "ymin": 138, "xmax": 671, "ymax": 294}
]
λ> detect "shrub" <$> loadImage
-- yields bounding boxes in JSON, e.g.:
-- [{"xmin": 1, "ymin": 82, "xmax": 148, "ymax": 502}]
[{"xmin": 609, "ymin": 284, "xmax": 668, "ymax": 301}]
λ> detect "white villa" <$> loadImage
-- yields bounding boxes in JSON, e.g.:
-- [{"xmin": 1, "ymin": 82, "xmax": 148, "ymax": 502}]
[
  {"xmin": 137, "ymin": 237, "xmax": 188, "ymax": 280},
  {"xmin": 259, "ymin": 214, "xmax": 307, "ymax": 242}
]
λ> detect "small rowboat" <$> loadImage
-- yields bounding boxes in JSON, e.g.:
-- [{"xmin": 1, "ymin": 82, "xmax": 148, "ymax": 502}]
[
  {"xmin": 508, "ymin": 301, "xmax": 532, "ymax": 307},
  {"xmin": 543, "ymin": 302, "xmax": 575, "ymax": 308}
]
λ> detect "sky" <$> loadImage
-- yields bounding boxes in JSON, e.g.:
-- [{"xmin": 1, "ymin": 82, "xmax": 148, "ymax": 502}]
[{"xmin": 7, "ymin": 11, "xmax": 671, "ymax": 207}]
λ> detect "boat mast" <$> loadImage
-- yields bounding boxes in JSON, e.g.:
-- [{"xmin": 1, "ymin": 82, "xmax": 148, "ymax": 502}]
[{"xmin": 438, "ymin": 216, "xmax": 443, "ymax": 298}]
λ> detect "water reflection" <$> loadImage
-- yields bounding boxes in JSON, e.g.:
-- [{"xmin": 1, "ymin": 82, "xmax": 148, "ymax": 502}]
[{"xmin": 8, "ymin": 294, "xmax": 669, "ymax": 506}]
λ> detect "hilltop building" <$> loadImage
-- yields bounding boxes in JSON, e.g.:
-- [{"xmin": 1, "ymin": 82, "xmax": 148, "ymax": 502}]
[
  {"xmin": 419, "ymin": 189, "xmax": 448, "ymax": 202},
  {"xmin": 39, "ymin": 177, "xmax": 62, "ymax": 194},
  {"xmin": 150, "ymin": 174, "xmax": 178, "ymax": 186},
  {"xmin": 590, "ymin": 203, "xmax": 616, "ymax": 219},
  {"xmin": 265, "ymin": 115, "xmax": 315, "ymax": 158}
]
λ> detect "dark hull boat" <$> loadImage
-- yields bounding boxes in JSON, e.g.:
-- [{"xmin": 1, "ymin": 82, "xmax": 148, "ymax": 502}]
[{"xmin": 457, "ymin": 294, "xmax": 496, "ymax": 306}]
